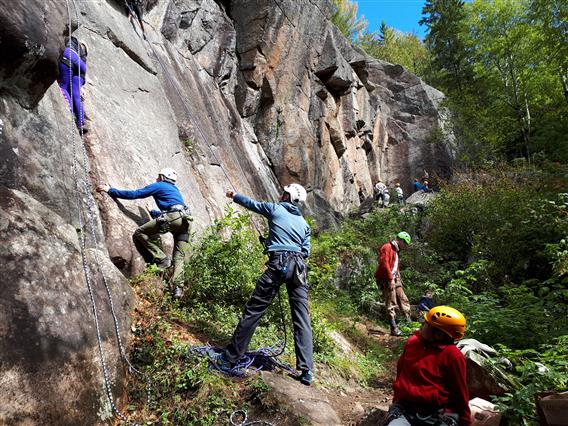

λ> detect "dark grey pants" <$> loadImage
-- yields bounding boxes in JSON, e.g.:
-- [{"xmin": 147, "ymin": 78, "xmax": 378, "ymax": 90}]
[{"xmin": 225, "ymin": 252, "xmax": 314, "ymax": 371}]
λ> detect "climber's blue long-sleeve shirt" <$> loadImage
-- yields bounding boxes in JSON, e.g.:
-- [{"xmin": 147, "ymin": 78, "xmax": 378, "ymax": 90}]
[
  {"xmin": 233, "ymin": 193, "xmax": 311, "ymax": 257},
  {"xmin": 108, "ymin": 181, "xmax": 186, "ymax": 212}
]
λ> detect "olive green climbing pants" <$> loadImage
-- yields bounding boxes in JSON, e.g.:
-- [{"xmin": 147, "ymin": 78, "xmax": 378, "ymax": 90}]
[
  {"xmin": 378, "ymin": 278, "xmax": 411, "ymax": 323},
  {"xmin": 134, "ymin": 211, "xmax": 190, "ymax": 283}
]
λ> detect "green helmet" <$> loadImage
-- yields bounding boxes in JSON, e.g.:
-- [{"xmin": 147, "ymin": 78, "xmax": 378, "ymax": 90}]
[{"xmin": 397, "ymin": 231, "xmax": 412, "ymax": 245}]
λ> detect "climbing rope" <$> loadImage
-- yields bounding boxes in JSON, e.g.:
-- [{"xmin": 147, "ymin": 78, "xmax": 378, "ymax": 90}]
[
  {"xmin": 187, "ymin": 278, "xmax": 292, "ymax": 378},
  {"xmin": 188, "ymin": 342, "xmax": 296, "ymax": 379},
  {"xmin": 63, "ymin": 0, "xmax": 151, "ymax": 423}
]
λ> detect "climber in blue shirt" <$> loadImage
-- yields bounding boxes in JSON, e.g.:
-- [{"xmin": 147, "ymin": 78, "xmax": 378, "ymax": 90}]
[
  {"xmin": 58, "ymin": 36, "xmax": 88, "ymax": 133},
  {"xmin": 96, "ymin": 168, "xmax": 191, "ymax": 291},
  {"xmin": 413, "ymin": 178, "xmax": 425, "ymax": 192},
  {"xmin": 211, "ymin": 184, "xmax": 314, "ymax": 386}
]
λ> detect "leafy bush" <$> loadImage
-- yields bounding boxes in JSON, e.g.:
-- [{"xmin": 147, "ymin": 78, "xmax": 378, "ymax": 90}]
[
  {"xmin": 493, "ymin": 336, "xmax": 568, "ymax": 425},
  {"xmin": 435, "ymin": 268, "xmax": 568, "ymax": 348},
  {"xmin": 330, "ymin": 0, "xmax": 367, "ymax": 41},
  {"xmin": 425, "ymin": 169, "xmax": 568, "ymax": 286}
]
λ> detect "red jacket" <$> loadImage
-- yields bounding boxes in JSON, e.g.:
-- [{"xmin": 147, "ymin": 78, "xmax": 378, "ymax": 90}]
[
  {"xmin": 375, "ymin": 241, "xmax": 398, "ymax": 282},
  {"xmin": 393, "ymin": 333, "xmax": 472, "ymax": 425}
]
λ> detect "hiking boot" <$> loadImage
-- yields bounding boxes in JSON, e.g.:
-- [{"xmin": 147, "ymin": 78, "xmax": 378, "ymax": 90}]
[
  {"xmin": 155, "ymin": 256, "xmax": 171, "ymax": 269},
  {"xmin": 298, "ymin": 369, "xmax": 313, "ymax": 386},
  {"xmin": 390, "ymin": 325, "xmax": 402, "ymax": 336}
]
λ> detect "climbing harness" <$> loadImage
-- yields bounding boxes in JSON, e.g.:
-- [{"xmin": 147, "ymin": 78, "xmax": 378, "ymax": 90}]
[
  {"xmin": 230, "ymin": 409, "xmax": 275, "ymax": 426},
  {"xmin": 63, "ymin": 0, "xmax": 151, "ymax": 423}
]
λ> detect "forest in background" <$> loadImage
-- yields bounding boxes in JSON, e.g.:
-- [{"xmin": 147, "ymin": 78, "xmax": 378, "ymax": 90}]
[{"xmin": 332, "ymin": 0, "xmax": 567, "ymax": 165}]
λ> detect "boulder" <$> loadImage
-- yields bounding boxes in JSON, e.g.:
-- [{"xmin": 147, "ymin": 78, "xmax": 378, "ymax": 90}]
[
  {"xmin": 457, "ymin": 339, "xmax": 517, "ymax": 400},
  {"xmin": 261, "ymin": 371, "xmax": 342, "ymax": 425},
  {"xmin": 405, "ymin": 190, "xmax": 437, "ymax": 206},
  {"xmin": 469, "ymin": 398, "xmax": 502, "ymax": 426},
  {"xmin": 537, "ymin": 391, "xmax": 568, "ymax": 426}
]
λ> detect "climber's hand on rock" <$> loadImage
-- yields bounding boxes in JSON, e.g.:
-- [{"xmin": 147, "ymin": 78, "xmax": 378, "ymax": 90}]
[
  {"xmin": 96, "ymin": 184, "xmax": 110, "ymax": 193},
  {"xmin": 226, "ymin": 191, "xmax": 235, "ymax": 199}
]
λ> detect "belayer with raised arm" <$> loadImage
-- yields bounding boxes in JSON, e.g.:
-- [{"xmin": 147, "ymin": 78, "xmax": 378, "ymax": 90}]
[
  {"xmin": 96, "ymin": 168, "xmax": 191, "ymax": 292},
  {"xmin": 211, "ymin": 184, "xmax": 314, "ymax": 386}
]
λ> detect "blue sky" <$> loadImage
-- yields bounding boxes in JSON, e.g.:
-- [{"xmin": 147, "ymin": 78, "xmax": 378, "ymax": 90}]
[{"xmin": 356, "ymin": 0, "xmax": 427, "ymax": 38}]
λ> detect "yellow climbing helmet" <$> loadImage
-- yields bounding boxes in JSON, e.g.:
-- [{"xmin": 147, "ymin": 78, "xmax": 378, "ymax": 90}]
[{"xmin": 424, "ymin": 306, "xmax": 466, "ymax": 340}]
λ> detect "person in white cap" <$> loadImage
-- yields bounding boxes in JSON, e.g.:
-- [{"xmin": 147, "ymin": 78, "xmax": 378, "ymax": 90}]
[
  {"xmin": 212, "ymin": 184, "xmax": 314, "ymax": 386},
  {"xmin": 96, "ymin": 168, "xmax": 191, "ymax": 288}
]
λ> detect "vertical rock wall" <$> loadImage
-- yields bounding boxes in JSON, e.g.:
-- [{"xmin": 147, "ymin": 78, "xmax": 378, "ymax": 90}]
[{"xmin": 0, "ymin": 0, "xmax": 452, "ymax": 423}]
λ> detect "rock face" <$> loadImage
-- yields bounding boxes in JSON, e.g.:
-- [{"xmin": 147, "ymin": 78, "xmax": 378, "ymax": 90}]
[
  {"xmin": 230, "ymin": 1, "xmax": 452, "ymax": 226},
  {"xmin": 0, "ymin": 0, "xmax": 453, "ymax": 422},
  {"xmin": 0, "ymin": 188, "xmax": 132, "ymax": 424}
]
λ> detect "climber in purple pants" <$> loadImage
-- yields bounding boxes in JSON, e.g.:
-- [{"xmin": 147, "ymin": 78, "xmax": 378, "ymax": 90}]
[{"xmin": 58, "ymin": 36, "xmax": 88, "ymax": 132}]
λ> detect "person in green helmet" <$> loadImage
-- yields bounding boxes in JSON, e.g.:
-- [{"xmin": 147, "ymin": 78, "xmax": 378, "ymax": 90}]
[{"xmin": 375, "ymin": 232, "xmax": 412, "ymax": 336}]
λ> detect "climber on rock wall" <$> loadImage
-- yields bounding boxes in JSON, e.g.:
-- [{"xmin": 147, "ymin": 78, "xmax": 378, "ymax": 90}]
[
  {"xmin": 211, "ymin": 184, "xmax": 314, "ymax": 386},
  {"xmin": 375, "ymin": 231, "xmax": 412, "ymax": 336},
  {"xmin": 125, "ymin": 0, "xmax": 146, "ymax": 39},
  {"xmin": 96, "ymin": 168, "xmax": 192, "ymax": 294},
  {"xmin": 386, "ymin": 306, "xmax": 471, "ymax": 426},
  {"xmin": 58, "ymin": 36, "xmax": 88, "ymax": 133}
]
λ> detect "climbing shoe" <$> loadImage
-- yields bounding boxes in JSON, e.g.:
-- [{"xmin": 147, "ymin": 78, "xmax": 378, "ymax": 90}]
[
  {"xmin": 390, "ymin": 325, "xmax": 402, "ymax": 336},
  {"xmin": 298, "ymin": 369, "xmax": 313, "ymax": 386},
  {"xmin": 173, "ymin": 286, "xmax": 183, "ymax": 298},
  {"xmin": 209, "ymin": 351, "xmax": 234, "ymax": 374},
  {"xmin": 155, "ymin": 256, "xmax": 171, "ymax": 269}
]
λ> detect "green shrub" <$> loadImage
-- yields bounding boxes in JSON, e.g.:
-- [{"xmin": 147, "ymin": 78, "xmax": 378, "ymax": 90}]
[
  {"xmin": 493, "ymin": 336, "xmax": 568, "ymax": 425},
  {"xmin": 425, "ymin": 169, "xmax": 568, "ymax": 285}
]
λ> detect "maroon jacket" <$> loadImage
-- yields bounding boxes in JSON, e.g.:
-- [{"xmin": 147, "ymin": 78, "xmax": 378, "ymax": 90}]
[
  {"xmin": 375, "ymin": 241, "xmax": 398, "ymax": 282},
  {"xmin": 393, "ymin": 333, "xmax": 472, "ymax": 425}
]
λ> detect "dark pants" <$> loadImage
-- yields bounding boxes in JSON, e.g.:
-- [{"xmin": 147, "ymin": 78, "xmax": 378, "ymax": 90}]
[
  {"xmin": 125, "ymin": 2, "xmax": 143, "ymax": 22},
  {"xmin": 225, "ymin": 252, "xmax": 314, "ymax": 372},
  {"xmin": 58, "ymin": 62, "xmax": 85, "ymax": 127}
]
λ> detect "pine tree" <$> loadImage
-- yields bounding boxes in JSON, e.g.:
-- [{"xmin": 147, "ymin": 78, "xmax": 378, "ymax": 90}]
[
  {"xmin": 330, "ymin": 0, "xmax": 368, "ymax": 41},
  {"xmin": 420, "ymin": 0, "xmax": 472, "ymax": 93}
]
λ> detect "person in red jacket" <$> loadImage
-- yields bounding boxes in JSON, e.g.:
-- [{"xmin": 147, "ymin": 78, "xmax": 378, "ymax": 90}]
[
  {"xmin": 375, "ymin": 231, "xmax": 412, "ymax": 336},
  {"xmin": 386, "ymin": 306, "xmax": 471, "ymax": 426}
]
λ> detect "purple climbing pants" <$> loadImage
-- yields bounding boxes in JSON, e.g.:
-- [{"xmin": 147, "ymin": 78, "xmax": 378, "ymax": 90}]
[{"xmin": 58, "ymin": 62, "xmax": 85, "ymax": 127}]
